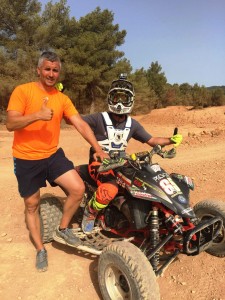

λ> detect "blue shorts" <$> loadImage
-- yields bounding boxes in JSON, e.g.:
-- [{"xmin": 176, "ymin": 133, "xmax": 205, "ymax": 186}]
[{"xmin": 13, "ymin": 148, "xmax": 74, "ymax": 197}]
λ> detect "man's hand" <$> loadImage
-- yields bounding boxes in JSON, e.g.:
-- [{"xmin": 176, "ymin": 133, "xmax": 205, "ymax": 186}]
[
  {"xmin": 170, "ymin": 134, "xmax": 183, "ymax": 147},
  {"xmin": 93, "ymin": 149, "xmax": 109, "ymax": 162},
  {"xmin": 39, "ymin": 97, "xmax": 53, "ymax": 121}
]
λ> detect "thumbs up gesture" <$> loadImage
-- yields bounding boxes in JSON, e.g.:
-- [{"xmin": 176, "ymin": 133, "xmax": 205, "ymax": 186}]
[{"xmin": 40, "ymin": 97, "xmax": 53, "ymax": 121}]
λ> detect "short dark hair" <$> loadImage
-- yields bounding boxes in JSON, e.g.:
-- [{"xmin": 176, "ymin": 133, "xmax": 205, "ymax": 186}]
[{"xmin": 38, "ymin": 51, "xmax": 61, "ymax": 68}]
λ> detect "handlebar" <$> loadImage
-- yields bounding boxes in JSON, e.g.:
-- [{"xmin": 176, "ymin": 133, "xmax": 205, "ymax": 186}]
[
  {"xmin": 98, "ymin": 145, "xmax": 176, "ymax": 173},
  {"xmin": 130, "ymin": 145, "xmax": 176, "ymax": 162}
]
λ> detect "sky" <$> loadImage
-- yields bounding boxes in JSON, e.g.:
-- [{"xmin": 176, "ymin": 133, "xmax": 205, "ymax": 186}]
[{"xmin": 39, "ymin": 0, "xmax": 225, "ymax": 87}]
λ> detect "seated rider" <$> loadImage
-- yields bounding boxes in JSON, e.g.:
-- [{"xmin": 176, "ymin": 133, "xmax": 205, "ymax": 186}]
[{"xmin": 81, "ymin": 74, "xmax": 183, "ymax": 233}]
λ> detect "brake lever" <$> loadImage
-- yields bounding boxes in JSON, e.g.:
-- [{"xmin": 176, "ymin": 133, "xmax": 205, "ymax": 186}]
[{"xmin": 162, "ymin": 148, "xmax": 176, "ymax": 159}]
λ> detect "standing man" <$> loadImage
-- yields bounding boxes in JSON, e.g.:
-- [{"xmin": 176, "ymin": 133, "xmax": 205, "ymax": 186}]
[{"xmin": 6, "ymin": 51, "xmax": 107, "ymax": 272}]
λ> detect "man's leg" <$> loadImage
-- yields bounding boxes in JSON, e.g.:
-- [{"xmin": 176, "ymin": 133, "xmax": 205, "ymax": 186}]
[
  {"xmin": 82, "ymin": 163, "xmax": 118, "ymax": 233},
  {"xmin": 55, "ymin": 168, "xmax": 85, "ymax": 227},
  {"xmin": 24, "ymin": 190, "xmax": 48, "ymax": 271},
  {"xmin": 82, "ymin": 182, "xmax": 118, "ymax": 233},
  {"xmin": 24, "ymin": 190, "xmax": 43, "ymax": 250},
  {"xmin": 54, "ymin": 169, "xmax": 85, "ymax": 245}
]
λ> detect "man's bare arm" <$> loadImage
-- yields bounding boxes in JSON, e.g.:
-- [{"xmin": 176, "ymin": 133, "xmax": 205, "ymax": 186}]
[{"xmin": 6, "ymin": 98, "xmax": 53, "ymax": 131}]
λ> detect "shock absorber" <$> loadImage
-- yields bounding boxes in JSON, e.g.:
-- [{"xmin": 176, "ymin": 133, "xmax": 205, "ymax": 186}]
[{"xmin": 149, "ymin": 208, "xmax": 160, "ymax": 272}]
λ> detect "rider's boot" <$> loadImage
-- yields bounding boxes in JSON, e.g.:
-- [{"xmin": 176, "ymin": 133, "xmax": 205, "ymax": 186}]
[{"xmin": 82, "ymin": 195, "xmax": 99, "ymax": 233}]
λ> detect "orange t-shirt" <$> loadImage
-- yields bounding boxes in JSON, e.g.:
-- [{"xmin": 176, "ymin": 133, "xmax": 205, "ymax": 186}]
[{"xmin": 7, "ymin": 82, "xmax": 78, "ymax": 160}]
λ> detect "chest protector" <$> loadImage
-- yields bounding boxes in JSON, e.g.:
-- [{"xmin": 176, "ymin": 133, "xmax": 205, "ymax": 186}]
[{"xmin": 98, "ymin": 112, "xmax": 132, "ymax": 152}]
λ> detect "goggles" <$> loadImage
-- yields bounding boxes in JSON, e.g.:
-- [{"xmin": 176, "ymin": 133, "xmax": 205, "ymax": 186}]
[{"xmin": 109, "ymin": 91, "xmax": 132, "ymax": 107}]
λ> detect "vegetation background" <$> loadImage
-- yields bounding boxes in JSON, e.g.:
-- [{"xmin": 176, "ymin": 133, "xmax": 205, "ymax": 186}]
[{"xmin": 0, "ymin": 0, "xmax": 225, "ymax": 118}]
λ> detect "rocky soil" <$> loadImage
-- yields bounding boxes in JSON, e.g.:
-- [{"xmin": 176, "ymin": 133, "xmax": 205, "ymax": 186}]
[{"xmin": 1, "ymin": 106, "xmax": 225, "ymax": 300}]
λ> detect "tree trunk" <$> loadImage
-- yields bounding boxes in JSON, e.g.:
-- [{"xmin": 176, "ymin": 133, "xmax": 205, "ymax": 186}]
[
  {"xmin": 89, "ymin": 99, "xmax": 95, "ymax": 114},
  {"xmin": 89, "ymin": 88, "xmax": 96, "ymax": 114}
]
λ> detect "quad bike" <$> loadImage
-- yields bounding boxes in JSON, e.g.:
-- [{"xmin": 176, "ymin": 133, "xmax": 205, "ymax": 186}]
[{"xmin": 40, "ymin": 142, "xmax": 225, "ymax": 300}]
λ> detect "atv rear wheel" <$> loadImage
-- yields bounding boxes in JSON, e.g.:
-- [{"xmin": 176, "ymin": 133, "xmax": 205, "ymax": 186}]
[
  {"xmin": 40, "ymin": 197, "xmax": 63, "ymax": 243},
  {"xmin": 98, "ymin": 241, "xmax": 160, "ymax": 300},
  {"xmin": 194, "ymin": 199, "xmax": 225, "ymax": 257}
]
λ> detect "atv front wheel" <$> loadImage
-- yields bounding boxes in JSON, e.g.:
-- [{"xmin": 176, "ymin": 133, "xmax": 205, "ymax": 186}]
[
  {"xmin": 40, "ymin": 197, "xmax": 63, "ymax": 243},
  {"xmin": 194, "ymin": 199, "xmax": 225, "ymax": 257},
  {"xmin": 98, "ymin": 241, "xmax": 160, "ymax": 300}
]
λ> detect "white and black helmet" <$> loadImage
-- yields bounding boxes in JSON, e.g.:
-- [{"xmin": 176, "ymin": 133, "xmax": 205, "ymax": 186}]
[{"xmin": 107, "ymin": 73, "xmax": 135, "ymax": 114}]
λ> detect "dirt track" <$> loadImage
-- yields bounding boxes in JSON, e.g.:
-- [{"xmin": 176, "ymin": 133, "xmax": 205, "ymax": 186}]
[{"xmin": 1, "ymin": 106, "xmax": 225, "ymax": 300}]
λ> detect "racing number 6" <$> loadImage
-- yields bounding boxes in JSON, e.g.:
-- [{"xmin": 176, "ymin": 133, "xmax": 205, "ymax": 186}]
[{"xmin": 159, "ymin": 178, "xmax": 179, "ymax": 195}]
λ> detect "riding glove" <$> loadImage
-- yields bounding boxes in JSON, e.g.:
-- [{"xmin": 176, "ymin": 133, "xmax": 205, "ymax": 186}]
[{"xmin": 170, "ymin": 134, "xmax": 183, "ymax": 147}]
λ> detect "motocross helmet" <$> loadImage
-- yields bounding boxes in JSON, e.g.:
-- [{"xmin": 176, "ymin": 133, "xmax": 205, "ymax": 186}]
[{"xmin": 107, "ymin": 73, "xmax": 135, "ymax": 114}]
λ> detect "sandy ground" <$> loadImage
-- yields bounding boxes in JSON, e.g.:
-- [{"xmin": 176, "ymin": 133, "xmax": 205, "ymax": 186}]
[{"xmin": 1, "ymin": 106, "xmax": 225, "ymax": 300}]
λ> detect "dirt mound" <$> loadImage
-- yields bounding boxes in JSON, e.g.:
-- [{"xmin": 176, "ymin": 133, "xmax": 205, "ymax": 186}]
[
  {"xmin": 133, "ymin": 106, "xmax": 225, "ymax": 148},
  {"xmin": 138, "ymin": 105, "xmax": 225, "ymax": 128}
]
